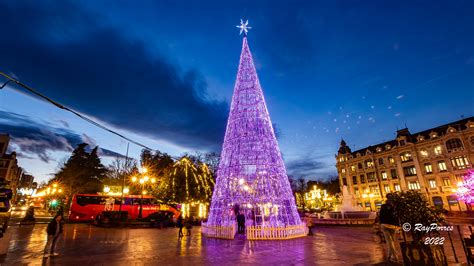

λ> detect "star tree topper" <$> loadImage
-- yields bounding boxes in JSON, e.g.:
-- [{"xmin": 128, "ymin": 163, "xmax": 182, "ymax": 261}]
[{"xmin": 236, "ymin": 19, "xmax": 251, "ymax": 35}]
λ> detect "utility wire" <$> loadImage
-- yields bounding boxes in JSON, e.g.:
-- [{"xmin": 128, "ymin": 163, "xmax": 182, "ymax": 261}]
[{"xmin": 0, "ymin": 71, "xmax": 154, "ymax": 151}]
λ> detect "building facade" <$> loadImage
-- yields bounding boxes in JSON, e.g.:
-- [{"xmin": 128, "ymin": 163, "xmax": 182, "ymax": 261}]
[
  {"xmin": 0, "ymin": 134, "xmax": 22, "ymax": 199},
  {"xmin": 336, "ymin": 117, "xmax": 474, "ymax": 212}
]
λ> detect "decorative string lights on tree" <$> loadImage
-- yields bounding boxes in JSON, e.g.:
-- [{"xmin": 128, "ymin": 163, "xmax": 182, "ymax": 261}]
[
  {"xmin": 456, "ymin": 170, "xmax": 474, "ymax": 204},
  {"xmin": 170, "ymin": 157, "xmax": 214, "ymax": 202},
  {"xmin": 204, "ymin": 20, "xmax": 306, "ymax": 240}
]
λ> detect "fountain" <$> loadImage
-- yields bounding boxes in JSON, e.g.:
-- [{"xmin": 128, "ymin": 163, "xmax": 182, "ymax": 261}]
[{"xmin": 317, "ymin": 185, "xmax": 376, "ymax": 225}]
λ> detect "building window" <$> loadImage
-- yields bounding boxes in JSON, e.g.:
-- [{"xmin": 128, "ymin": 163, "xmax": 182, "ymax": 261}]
[
  {"xmin": 381, "ymin": 171, "xmax": 388, "ymax": 180},
  {"xmin": 429, "ymin": 179, "xmax": 437, "ymax": 188},
  {"xmin": 367, "ymin": 172, "xmax": 376, "ymax": 182},
  {"xmin": 354, "ymin": 189, "xmax": 359, "ymax": 197},
  {"xmin": 360, "ymin": 175, "xmax": 366, "ymax": 183},
  {"xmin": 424, "ymin": 163, "xmax": 433, "ymax": 174},
  {"xmin": 403, "ymin": 166, "xmax": 417, "ymax": 177},
  {"xmin": 450, "ymin": 156, "xmax": 469, "ymax": 170},
  {"xmin": 351, "ymin": 165, "xmax": 356, "ymax": 172},
  {"xmin": 399, "ymin": 140, "xmax": 406, "ymax": 146},
  {"xmin": 358, "ymin": 163, "xmax": 363, "ymax": 169},
  {"xmin": 420, "ymin": 150, "xmax": 428, "ymax": 157},
  {"xmin": 408, "ymin": 181, "xmax": 420, "ymax": 190},
  {"xmin": 447, "ymin": 195, "xmax": 458, "ymax": 206},
  {"xmin": 446, "ymin": 138, "xmax": 464, "ymax": 152},
  {"xmin": 365, "ymin": 159, "xmax": 374, "ymax": 168},
  {"xmin": 384, "ymin": 185, "xmax": 390, "ymax": 193},
  {"xmin": 438, "ymin": 161, "xmax": 447, "ymax": 172},
  {"xmin": 352, "ymin": 176, "xmax": 358, "ymax": 185},
  {"xmin": 455, "ymin": 174, "xmax": 465, "ymax": 183},
  {"xmin": 432, "ymin": 196, "xmax": 443, "ymax": 208},
  {"xmin": 378, "ymin": 158, "xmax": 384, "ymax": 165},
  {"xmin": 388, "ymin": 156, "xmax": 395, "ymax": 164},
  {"xmin": 394, "ymin": 184, "xmax": 401, "ymax": 191},
  {"xmin": 341, "ymin": 169, "xmax": 346, "ymax": 174},
  {"xmin": 400, "ymin": 152, "xmax": 412, "ymax": 162},
  {"xmin": 370, "ymin": 185, "xmax": 380, "ymax": 194},
  {"xmin": 342, "ymin": 178, "xmax": 347, "ymax": 186},
  {"xmin": 434, "ymin": 145, "xmax": 442, "ymax": 155},
  {"xmin": 390, "ymin": 169, "xmax": 398, "ymax": 179},
  {"xmin": 442, "ymin": 178, "xmax": 451, "ymax": 186}
]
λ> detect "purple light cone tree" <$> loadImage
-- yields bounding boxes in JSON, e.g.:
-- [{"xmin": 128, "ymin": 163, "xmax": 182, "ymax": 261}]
[{"xmin": 206, "ymin": 35, "xmax": 303, "ymax": 230}]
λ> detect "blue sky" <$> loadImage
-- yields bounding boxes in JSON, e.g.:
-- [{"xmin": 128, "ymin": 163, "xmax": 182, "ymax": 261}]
[{"xmin": 0, "ymin": 0, "xmax": 473, "ymax": 182}]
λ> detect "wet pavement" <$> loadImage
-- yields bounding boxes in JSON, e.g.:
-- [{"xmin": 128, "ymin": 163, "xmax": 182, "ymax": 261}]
[
  {"xmin": 0, "ymin": 223, "xmax": 467, "ymax": 265},
  {"xmin": 10, "ymin": 208, "xmax": 53, "ymax": 224},
  {"xmin": 0, "ymin": 224, "xmax": 392, "ymax": 265}
]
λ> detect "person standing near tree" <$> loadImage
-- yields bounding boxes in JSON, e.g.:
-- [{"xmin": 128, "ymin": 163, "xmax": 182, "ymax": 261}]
[
  {"xmin": 177, "ymin": 215, "xmax": 184, "ymax": 238},
  {"xmin": 379, "ymin": 194, "xmax": 400, "ymax": 263},
  {"xmin": 43, "ymin": 214, "xmax": 63, "ymax": 258}
]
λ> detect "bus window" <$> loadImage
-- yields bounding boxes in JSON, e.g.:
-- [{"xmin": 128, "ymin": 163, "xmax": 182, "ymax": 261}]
[
  {"xmin": 76, "ymin": 196, "xmax": 106, "ymax": 206},
  {"xmin": 124, "ymin": 198, "xmax": 134, "ymax": 205}
]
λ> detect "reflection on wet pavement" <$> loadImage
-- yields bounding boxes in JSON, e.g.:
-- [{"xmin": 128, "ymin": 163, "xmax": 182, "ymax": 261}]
[{"xmin": 0, "ymin": 224, "xmax": 387, "ymax": 265}]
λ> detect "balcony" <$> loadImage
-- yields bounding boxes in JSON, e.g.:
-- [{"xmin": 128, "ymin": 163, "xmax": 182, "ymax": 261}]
[{"xmin": 441, "ymin": 186, "xmax": 453, "ymax": 193}]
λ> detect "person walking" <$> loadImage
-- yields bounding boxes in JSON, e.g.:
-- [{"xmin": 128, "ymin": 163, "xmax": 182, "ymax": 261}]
[
  {"xmin": 379, "ymin": 194, "xmax": 400, "ymax": 263},
  {"xmin": 177, "ymin": 215, "xmax": 184, "ymax": 238},
  {"xmin": 241, "ymin": 212, "xmax": 246, "ymax": 235},
  {"xmin": 236, "ymin": 212, "xmax": 241, "ymax": 234},
  {"xmin": 306, "ymin": 216, "xmax": 314, "ymax": 236},
  {"xmin": 43, "ymin": 214, "xmax": 63, "ymax": 258},
  {"xmin": 185, "ymin": 218, "xmax": 192, "ymax": 236}
]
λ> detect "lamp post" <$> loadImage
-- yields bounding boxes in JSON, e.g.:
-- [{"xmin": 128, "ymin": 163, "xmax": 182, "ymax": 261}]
[{"xmin": 131, "ymin": 167, "xmax": 156, "ymax": 219}]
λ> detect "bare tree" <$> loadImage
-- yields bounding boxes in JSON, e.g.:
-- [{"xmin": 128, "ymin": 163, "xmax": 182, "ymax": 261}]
[{"xmin": 106, "ymin": 157, "xmax": 137, "ymax": 186}]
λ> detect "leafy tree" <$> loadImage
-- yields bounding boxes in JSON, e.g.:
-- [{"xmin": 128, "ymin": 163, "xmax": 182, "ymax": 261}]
[
  {"xmin": 389, "ymin": 191, "xmax": 445, "ymax": 243},
  {"xmin": 53, "ymin": 143, "xmax": 108, "ymax": 196}
]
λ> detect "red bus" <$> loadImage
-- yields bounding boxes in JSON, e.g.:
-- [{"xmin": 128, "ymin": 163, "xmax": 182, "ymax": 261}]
[{"xmin": 68, "ymin": 194, "xmax": 180, "ymax": 222}]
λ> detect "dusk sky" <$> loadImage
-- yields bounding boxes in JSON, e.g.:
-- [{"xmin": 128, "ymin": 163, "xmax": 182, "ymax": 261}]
[{"xmin": 0, "ymin": 1, "xmax": 473, "ymax": 183}]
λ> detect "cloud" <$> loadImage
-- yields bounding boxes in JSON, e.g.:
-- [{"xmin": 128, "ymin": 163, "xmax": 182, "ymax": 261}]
[
  {"xmin": 0, "ymin": 1, "xmax": 228, "ymax": 151},
  {"xmin": 286, "ymin": 159, "xmax": 326, "ymax": 178},
  {"xmin": 396, "ymin": 95, "xmax": 404, "ymax": 99},
  {"xmin": 0, "ymin": 111, "xmax": 125, "ymax": 162}
]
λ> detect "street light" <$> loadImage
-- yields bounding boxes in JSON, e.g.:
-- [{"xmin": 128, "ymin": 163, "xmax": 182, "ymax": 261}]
[{"xmin": 131, "ymin": 172, "xmax": 156, "ymax": 219}]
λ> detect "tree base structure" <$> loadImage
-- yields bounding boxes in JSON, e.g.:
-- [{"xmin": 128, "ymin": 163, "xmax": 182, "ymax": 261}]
[
  {"xmin": 201, "ymin": 222, "xmax": 307, "ymax": 240},
  {"xmin": 201, "ymin": 222, "xmax": 237, "ymax": 240}
]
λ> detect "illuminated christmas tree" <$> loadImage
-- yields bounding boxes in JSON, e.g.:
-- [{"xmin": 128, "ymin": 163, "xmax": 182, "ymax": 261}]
[
  {"xmin": 205, "ymin": 20, "xmax": 304, "ymax": 239},
  {"xmin": 456, "ymin": 170, "xmax": 474, "ymax": 204}
]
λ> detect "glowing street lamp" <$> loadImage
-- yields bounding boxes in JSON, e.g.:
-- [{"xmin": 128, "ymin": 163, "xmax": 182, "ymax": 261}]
[{"xmin": 131, "ymin": 170, "xmax": 156, "ymax": 219}]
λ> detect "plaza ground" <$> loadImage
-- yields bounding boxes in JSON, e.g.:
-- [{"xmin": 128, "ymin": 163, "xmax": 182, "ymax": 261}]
[{"xmin": 0, "ymin": 223, "xmax": 469, "ymax": 265}]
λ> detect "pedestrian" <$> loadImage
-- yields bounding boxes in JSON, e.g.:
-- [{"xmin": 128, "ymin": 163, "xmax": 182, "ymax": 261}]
[
  {"xmin": 185, "ymin": 218, "xmax": 192, "ymax": 236},
  {"xmin": 177, "ymin": 215, "xmax": 184, "ymax": 238},
  {"xmin": 379, "ymin": 193, "xmax": 400, "ymax": 263},
  {"xmin": 373, "ymin": 212, "xmax": 385, "ymax": 243},
  {"xmin": 43, "ymin": 214, "xmax": 63, "ymax": 258},
  {"xmin": 306, "ymin": 216, "xmax": 313, "ymax": 236},
  {"xmin": 241, "ymin": 212, "xmax": 246, "ymax": 235},
  {"xmin": 237, "ymin": 212, "xmax": 244, "ymax": 234}
]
